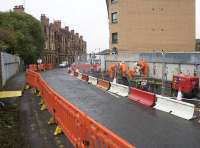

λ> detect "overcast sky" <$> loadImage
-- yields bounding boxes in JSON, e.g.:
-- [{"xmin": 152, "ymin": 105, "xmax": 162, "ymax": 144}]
[{"xmin": 0, "ymin": 0, "xmax": 200, "ymax": 53}]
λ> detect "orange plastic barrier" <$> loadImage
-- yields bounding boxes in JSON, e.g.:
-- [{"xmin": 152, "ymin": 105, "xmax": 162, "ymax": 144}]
[
  {"xmin": 71, "ymin": 64, "xmax": 101, "ymax": 73},
  {"xmin": 28, "ymin": 64, "xmax": 37, "ymax": 71},
  {"xmin": 38, "ymin": 64, "xmax": 45, "ymax": 71},
  {"xmin": 26, "ymin": 69, "xmax": 40, "ymax": 89},
  {"xmin": 81, "ymin": 74, "xmax": 89, "ymax": 81},
  {"xmin": 45, "ymin": 64, "xmax": 53, "ymax": 70},
  {"xmin": 128, "ymin": 87, "xmax": 155, "ymax": 107},
  {"xmin": 96, "ymin": 79, "xmax": 110, "ymax": 91},
  {"xmin": 26, "ymin": 69, "xmax": 135, "ymax": 148}
]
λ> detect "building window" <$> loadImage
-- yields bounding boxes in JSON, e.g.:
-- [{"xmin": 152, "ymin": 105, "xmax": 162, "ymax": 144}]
[
  {"xmin": 112, "ymin": 32, "xmax": 118, "ymax": 44},
  {"xmin": 111, "ymin": 12, "xmax": 118, "ymax": 23},
  {"xmin": 111, "ymin": 0, "xmax": 118, "ymax": 4}
]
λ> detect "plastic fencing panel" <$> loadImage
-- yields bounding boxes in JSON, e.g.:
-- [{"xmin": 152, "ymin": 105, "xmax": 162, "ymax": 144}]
[
  {"xmin": 85, "ymin": 116, "xmax": 135, "ymax": 148},
  {"xmin": 29, "ymin": 64, "xmax": 37, "ymax": 71},
  {"xmin": 53, "ymin": 95, "xmax": 86, "ymax": 147},
  {"xmin": 108, "ymin": 82, "xmax": 129, "ymax": 97},
  {"xmin": 38, "ymin": 64, "xmax": 45, "ymax": 71},
  {"xmin": 45, "ymin": 64, "xmax": 53, "ymax": 70},
  {"xmin": 26, "ymin": 70, "xmax": 40, "ymax": 89},
  {"xmin": 128, "ymin": 87, "xmax": 156, "ymax": 107},
  {"xmin": 88, "ymin": 76, "xmax": 97, "ymax": 85},
  {"xmin": 154, "ymin": 95, "xmax": 195, "ymax": 120}
]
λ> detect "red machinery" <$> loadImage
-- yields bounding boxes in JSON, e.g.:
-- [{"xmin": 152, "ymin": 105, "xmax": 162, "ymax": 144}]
[{"xmin": 172, "ymin": 74, "xmax": 199, "ymax": 97}]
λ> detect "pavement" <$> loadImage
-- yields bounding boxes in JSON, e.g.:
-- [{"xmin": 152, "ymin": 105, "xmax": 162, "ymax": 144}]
[
  {"xmin": 0, "ymin": 73, "xmax": 73, "ymax": 148},
  {"xmin": 41, "ymin": 68, "xmax": 200, "ymax": 148}
]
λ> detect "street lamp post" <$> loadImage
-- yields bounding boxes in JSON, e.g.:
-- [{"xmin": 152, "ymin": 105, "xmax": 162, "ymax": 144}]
[
  {"xmin": 161, "ymin": 50, "xmax": 166, "ymax": 95},
  {"xmin": 154, "ymin": 49, "xmax": 166, "ymax": 95}
]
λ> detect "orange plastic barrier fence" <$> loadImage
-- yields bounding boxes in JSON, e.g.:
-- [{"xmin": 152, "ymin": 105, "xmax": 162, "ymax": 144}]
[
  {"xmin": 28, "ymin": 64, "xmax": 37, "ymax": 71},
  {"xmin": 96, "ymin": 79, "xmax": 111, "ymax": 91},
  {"xmin": 81, "ymin": 74, "xmax": 89, "ymax": 81},
  {"xmin": 71, "ymin": 64, "xmax": 101, "ymax": 73},
  {"xmin": 26, "ymin": 69, "xmax": 40, "ymax": 89},
  {"xmin": 45, "ymin": 64, "xmax": 53, "ymax": 70},
  {"xmin": 26, "ymin": 70, "xmax": 135, "ymax": 148},
  {"xmin": 38, "ymin": 64, "xmax": 45, "ymax": 71}
]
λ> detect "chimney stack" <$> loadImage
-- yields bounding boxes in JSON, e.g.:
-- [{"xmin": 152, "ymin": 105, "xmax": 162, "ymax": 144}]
[{"xmin": 13, "ymin": 5, "xmax": 24, "ymax": 13}]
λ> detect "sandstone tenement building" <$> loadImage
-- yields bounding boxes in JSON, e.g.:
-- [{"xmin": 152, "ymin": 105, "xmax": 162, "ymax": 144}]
[
  {"xmin": 106, "ymin": 0, "xmax": 195, "ymax": 53},
  {"xmin": 13, "ymin": 5, "xmax": 87, "ymax": 65},
  {"xmin": 40, "ymin": 14, "xmax": 87, "ymax": 64}
]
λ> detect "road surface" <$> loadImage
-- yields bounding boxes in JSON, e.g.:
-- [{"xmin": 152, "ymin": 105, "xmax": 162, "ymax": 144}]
[{"xmin": 41, "ymin": 69, "xmax": 200, "ymax": 148}]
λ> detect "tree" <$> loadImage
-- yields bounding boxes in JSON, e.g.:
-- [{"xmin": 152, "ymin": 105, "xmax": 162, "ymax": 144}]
[{"xmin": 0, "ymin": 11, "xmax": 44, "ymax": 64}]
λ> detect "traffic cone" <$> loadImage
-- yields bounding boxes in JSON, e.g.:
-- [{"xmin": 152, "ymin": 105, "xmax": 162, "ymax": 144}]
[
  {"xmin": 177, "ymin": 88, "xmax": 183, "ymax": 101},
  {"xmin": 112, "ymin": 65, "xmax": 117, "ymax": 84},
  {"xmin": 113, "ymin": 76, "xmax": 117, "ymax": 84}
]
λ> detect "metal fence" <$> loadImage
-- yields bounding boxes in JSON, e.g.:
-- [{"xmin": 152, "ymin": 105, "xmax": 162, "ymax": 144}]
[{"xmin": 0, "ymin": 52, "xmax": 21, "ymax": 89}]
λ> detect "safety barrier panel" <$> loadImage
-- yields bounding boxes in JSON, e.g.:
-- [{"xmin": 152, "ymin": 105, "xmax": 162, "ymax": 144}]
[
  {"xmin": 154, "ymin": 95, "xmax": 195, "ymax": 120},
  {"xmin": 45, "ymin": 64, "xmax": 53, "ymax": 70},
  {"xmin": 108, "ymin": 82, "xmax": 129, "ymax": 97},
  {"xmin": 28, "ymin": 64, "xmax": 37, "ymax": 71},
  {"xmin": 96, "ymin": 79, "xmax": 111, "ymax": 91},
  {"xmin": 128, "ymin": 87, "xmax": 156, "ymax": 107},
  {"xmin": 26, "ymin": 69, "xmax": 40, "ymax": 89},
  {"xmin": 38, "ymin": 64, "xmax": 45, "ymax": 71},
  {"xmin": 81, "ymin": 74, "xmax": 89, "ymax": 82},
  {"xmin": 88, "ymin": 76, "xmax": 97, "ymax": 86},
  {"xmin": 26, "ymin": 70, "xmax": 135, "ymax": 148},
  {"xmin": 71, "ymin": 64, "xmax": 101, "ymax": 73}
]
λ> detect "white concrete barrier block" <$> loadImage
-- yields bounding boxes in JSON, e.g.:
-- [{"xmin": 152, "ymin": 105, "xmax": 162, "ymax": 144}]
[
  {"xmin": 154, "ymin": 95, "xmax": 195, "ymax": 120},
  {"xmin": 88, "ymin": 76, "xmax": 97, "ymax": 85},
  {"xmin": 108, "ymin": 82, "xmax": 129, "ymax": 97}
]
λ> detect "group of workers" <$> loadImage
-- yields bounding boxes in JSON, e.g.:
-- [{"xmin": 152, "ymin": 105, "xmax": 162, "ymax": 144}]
[{"xmin": 107, "ymin": 59, "xmax": 149, "ymax": 83}]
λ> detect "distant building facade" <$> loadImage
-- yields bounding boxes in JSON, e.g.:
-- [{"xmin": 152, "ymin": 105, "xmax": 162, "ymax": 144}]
[
  {"xmin": 41, "ymin": 14, "xmax": 87, "ymax": 64},
  {"xmin": 106, "ymin": 0, "xmax": 195, "ymax": 53}
]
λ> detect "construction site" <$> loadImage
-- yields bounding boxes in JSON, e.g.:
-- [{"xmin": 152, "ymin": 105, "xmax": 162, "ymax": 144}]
[{"xmin": 1, "ymin": 0, "xmax": 200, "ymax": 148}]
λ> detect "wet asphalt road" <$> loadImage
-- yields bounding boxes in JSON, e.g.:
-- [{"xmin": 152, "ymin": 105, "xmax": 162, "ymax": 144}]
[{"xmin": 41, "ymin": 69, "xmax": 200, "ymax": 148}]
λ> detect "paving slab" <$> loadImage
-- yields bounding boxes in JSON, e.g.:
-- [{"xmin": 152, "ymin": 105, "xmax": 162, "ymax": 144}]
[{"xmin": 41, "ymin": 69, "xmax": 200, "ymax": 148}]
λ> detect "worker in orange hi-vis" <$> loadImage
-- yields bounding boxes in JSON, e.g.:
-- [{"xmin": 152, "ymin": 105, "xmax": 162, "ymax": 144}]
[
  {"xmin": 119, "ymin": 63, "xmax": 129, "ymax": 85},
  {"xmin": 120, "ymin": 63, "xmax": 126, "ymax": 77},
  {"xmin": 137, "ymin": 59, "xmax": 149, "ymax": 79},
  {"xmin": 108, "ymin": 64, "xmax": 116, "ymax": 79},
  {"xmin": 128, "ymin": 68, "xmax": 135, "ymax": 80}
]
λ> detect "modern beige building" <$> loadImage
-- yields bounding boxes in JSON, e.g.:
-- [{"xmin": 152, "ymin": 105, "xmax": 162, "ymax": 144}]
[{"xmin": 106, "ymin": 0, "xmax": 195, "ymax": 53}]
